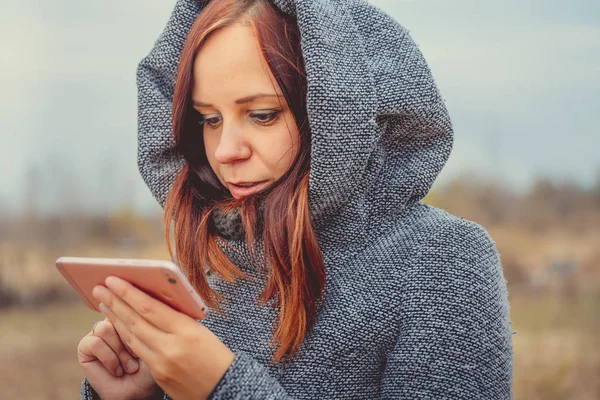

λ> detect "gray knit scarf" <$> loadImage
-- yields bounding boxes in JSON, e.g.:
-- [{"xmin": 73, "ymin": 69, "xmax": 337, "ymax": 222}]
[
  {"xmin": 209, "ymin": 189, "xmax": 269, "ymax": 242},
  {"xmin": 211, "ymin": 207, "xmax": 245, "ymax": 241}
]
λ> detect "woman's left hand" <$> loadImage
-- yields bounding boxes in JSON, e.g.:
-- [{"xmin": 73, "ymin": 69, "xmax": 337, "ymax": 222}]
[{"xmin": 92, "ymin": 275, "xmax": 235, "ymax": 400}]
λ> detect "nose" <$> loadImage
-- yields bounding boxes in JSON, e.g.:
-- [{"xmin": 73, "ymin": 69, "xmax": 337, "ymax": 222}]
[{"xmin": 213, "ymin": 121, "xmax": 251, "ymax": 164}]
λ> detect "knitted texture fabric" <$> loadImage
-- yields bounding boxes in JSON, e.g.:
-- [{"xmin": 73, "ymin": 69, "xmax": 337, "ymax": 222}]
[
  {"xmin": 210, "ymin": 193, "xmax": 268, "ymax": 241},
  {"xmin": 210, "ymin": 207, "xmax": 245, "ymax": 242},
  {"xmin": 81, "ymin": 0, "xmax": 514, "ymax": 398}
]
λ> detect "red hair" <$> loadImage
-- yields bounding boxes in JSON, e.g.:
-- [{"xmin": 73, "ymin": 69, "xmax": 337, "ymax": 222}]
[{"xmin": 163, "ymin": 0, "xmax": 326, "ymax": 363}]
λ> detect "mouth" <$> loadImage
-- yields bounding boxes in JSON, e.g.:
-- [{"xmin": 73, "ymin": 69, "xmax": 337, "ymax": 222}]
[{"xmin": 227, "ymin": 180, "xmax": 269, "ymax": 199}]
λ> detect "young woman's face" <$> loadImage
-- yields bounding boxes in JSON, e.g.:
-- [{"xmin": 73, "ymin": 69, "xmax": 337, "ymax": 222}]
[{"xmin": 191, "ymin": 22, "xmax": 300, "ymax": 200}]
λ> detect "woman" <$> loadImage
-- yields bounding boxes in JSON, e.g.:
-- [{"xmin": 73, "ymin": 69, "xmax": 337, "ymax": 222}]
[{"xmin": 78, "ymin": 0, "xmax": 514, "ymax": 398}]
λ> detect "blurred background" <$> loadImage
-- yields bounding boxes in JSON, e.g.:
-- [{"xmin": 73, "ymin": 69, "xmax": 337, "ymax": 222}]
[{"xmin": 1, "ymin": 0, "xmax": 598, "ymax": 398}]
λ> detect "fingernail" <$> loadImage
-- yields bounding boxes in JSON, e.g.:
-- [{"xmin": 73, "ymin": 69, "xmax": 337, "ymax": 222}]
[
  {"xmin": 92, "ymin": 286, "xmax": 107, "ymax": 301},
  {"xmin": 126, "ymin": 359, "xmax": 138, "ymax": 373},
  {"xmin": 116, "ymin": 366, "xmax": 123, "ymax": 376}
]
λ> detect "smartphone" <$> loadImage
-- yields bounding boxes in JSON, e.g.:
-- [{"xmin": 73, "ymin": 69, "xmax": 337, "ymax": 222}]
[{"xmin": 55, "ymin": 256, "xmax": 209, "ymax": 320}]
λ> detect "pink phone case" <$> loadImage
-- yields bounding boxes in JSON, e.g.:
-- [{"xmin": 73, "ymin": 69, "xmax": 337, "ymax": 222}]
[{"xmin": 55, "ymin": 256, "xmax": 209, "ymax": 320}]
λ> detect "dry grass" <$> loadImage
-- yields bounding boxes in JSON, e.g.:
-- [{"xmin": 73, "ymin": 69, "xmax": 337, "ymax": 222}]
[
  {"xmin": 0, "ymin": 302, "xmax": 98, "ymax": 399},
  {"xmin": 511, "ymin": 291, "xmax": 599, "ymax": 400}
]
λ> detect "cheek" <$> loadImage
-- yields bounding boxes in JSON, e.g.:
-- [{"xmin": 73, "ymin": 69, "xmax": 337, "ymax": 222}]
[
  {"xmin": 203, "ymin": 131, "xmax": 214, "ymax": 155},
  {"xmin": 203, "ymin": 133, "xmax": 219, "ymax": 169},
  {"xmin": 262, "ymin": 128, "xmax": 300, "ymax": 176}
]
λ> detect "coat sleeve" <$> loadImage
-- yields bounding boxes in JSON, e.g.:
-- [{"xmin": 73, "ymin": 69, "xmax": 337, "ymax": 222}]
[
  {"xmin": 80, "ymin": 377, "xmax": 99, "ymax": 400},
  {"xmin": 380, "ymin": 218, "xmax": 514, "ymax": 399},
  {"xmin": 79, "ymin": 354, "xmax": 290, "ymax": 400},
  {"xmin": 136, "ymin": 0, "xmax": 201, "ymax": 208},
  {"xmin": 206, "ymin": 350, "xmax": 291, "ymax": 399}
]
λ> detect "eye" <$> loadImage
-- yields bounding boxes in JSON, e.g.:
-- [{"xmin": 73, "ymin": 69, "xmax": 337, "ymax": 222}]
[
  {"xmin": 250, "ymin": 111, "xmax": 281, "ymax": 125},
  {"xmin": 198, "ymin": 115, "xmax": 222, "ymax": 129}
]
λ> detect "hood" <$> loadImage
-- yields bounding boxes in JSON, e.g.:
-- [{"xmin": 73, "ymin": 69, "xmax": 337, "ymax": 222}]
[{"xmin": 137, "ymin": 0, "xmax": 453, "ymax": 248}]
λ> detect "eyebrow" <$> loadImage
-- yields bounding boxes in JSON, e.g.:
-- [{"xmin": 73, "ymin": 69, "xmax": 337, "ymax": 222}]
[{"xmin": 192, "ymin": 93, "xmax": 284, "ymax": 108}]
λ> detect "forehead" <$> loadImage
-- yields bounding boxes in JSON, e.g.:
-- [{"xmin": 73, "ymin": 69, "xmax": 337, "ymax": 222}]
[{"xmin": 192, "ymin": 22, "xmax": 280, "ymax": 101}]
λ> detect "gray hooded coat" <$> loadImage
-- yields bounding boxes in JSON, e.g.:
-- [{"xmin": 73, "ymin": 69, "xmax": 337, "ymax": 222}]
[{"xmin": 82, "ymin": 0, "xmax": 514, "ymax": 398}]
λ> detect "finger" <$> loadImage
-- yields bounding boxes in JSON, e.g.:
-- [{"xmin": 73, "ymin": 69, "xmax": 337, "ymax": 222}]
[
  {"xmin": 80, "ymin": 334, "xmax": 125, "ymax": 377},
  {"xmin": 98, "ymin": 300, "xmax": 156, "ymax": 362},
  {"xmin": 92, "ymin": 319, "xmax": 141, "ymax": 374},
  {"xmin": 104, "ymin": 276, "xmax": 192, "ymax": 333},
  {"xmin": 93, "ymin": 318, "xmax": 137, "ymax": 358}
]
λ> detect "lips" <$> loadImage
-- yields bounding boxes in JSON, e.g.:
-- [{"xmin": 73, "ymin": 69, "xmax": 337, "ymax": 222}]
[
  {"xmin": 233, "ymin": 182, "xmax": 260, "ymax": 187},
  {"xmin": 228, "ymin": 180, "xmax": 269, "ymax": 199}
]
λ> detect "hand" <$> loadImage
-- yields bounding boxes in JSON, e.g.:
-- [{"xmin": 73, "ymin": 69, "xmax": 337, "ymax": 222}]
[
  {"xmin": 93, "ymin": 276, "xmax": 236, "ymax": 400},
  {"xmin": 78, "ymin": 318, "xmax": 161, "ymax": 400}
]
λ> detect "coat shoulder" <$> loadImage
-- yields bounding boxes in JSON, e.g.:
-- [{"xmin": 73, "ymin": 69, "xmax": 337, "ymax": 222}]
[{"xmin": 367, "ymin": 202, "xmax": 500, "ymax": 275}]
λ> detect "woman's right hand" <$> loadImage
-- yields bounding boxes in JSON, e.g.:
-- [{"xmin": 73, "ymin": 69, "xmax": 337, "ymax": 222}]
[{"xmin": 78, "ymin": 318, "xmax": 161, "ymax": 400}]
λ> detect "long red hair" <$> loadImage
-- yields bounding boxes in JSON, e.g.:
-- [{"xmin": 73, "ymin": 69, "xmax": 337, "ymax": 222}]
[{"xmin": 163, "ymin": 0, "xmax": 326, "ymax": 363}]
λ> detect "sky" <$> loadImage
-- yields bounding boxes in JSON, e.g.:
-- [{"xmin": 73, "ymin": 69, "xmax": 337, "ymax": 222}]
[{"xmin": 1, "ymin": 0, "xmax": 599, "ymax": 216}]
